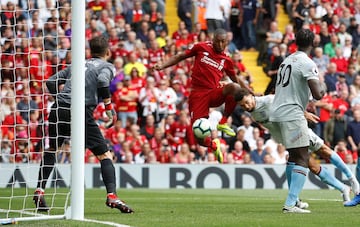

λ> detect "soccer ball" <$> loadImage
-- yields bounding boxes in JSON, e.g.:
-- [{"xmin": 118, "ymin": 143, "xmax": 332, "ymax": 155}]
[{"xmin": 192, "ymin": 118, "xmax": 212, "ymax": 139}]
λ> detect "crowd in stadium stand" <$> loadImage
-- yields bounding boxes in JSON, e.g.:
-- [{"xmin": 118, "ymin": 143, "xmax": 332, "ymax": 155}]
[{"xmin": 1, "ymin": 0, "xmax": 360, "ymax": 166}]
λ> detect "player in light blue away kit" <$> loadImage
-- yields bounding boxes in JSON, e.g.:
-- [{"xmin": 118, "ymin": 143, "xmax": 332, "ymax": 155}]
[
  {"xmin": 269, "ymin": 29, "xmax": 326, "ymax": 213},
  {"xmin": 234, "ymin": 89, "xmax": 360, "ymax": 208}
]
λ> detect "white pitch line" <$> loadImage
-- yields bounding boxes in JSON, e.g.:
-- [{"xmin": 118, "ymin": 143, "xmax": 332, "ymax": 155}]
[
  {"xmin": 305, "ymin": 198, "xmax": 343, "ymax": 202},
  {"xmin": 83, "ymin": 218, "xmax": 132, "ymax": 227}
]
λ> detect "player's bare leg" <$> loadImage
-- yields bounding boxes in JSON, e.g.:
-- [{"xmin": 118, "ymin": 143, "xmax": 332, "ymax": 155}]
[
  {"xmin": 308, "ymin": 156, "xmax": 350, "ymax": 203},
  {"xmin": 315, "ymin": 145, "xmax": 359, "ymax": 195},
  {"xmin": 216, "ymin": 83, "xmax": 241, "ymax": 137}
]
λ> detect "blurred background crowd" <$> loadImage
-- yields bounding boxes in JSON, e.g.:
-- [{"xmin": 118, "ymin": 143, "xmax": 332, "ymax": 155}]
[{"xmin": 1, "ymin": 0, "xmax": 360, "ymax": 166}]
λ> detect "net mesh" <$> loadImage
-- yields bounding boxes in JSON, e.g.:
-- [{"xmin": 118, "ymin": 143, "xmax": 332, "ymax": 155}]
[{"xmin": 0, "ymin": 0, "xmax": 71, "ymax": 221}]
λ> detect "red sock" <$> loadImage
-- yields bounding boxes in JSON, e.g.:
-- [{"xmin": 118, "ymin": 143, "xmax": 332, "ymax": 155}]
[
  {"xmin": 219, "ymin": 116, "xmax": 228, "ymax": 124},
  {"xmin": 203, "ymin": 137, "xmax": 217, "ymax": 151},
  {"xmin": 107, "ymin": 193, "xmax": 117, "ymax": 198}
]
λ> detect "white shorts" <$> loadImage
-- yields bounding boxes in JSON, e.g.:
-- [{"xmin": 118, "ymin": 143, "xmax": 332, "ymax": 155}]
[
  {"xmin": 308, "ymin": 128, "xmax": 323, "ymax": 152},
  {"xmin": 270, "ymin": 119, "xmax": 310, "ymax": 149}
]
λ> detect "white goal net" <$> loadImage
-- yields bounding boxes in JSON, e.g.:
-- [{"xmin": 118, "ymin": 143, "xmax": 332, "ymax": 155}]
[{"xmin": 0, "ymin": 0, "xmax": 74, "ymax": 223}]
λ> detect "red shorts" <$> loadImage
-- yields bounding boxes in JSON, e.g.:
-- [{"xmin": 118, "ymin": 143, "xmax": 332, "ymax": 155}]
[{"xmin": 189, "ymin": 87, "xmax": 226, "ymax": 124}]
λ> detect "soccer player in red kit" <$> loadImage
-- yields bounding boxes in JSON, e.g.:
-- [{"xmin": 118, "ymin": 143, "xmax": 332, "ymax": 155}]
[{"xmin": 152, "ymin": 28, "xmax": 250, "ymax": 163}]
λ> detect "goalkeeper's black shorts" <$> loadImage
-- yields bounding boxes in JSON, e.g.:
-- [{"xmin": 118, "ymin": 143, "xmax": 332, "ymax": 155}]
[{"xmin": 48, "ymin": 103, "xmax": 108, "ymax": 155}]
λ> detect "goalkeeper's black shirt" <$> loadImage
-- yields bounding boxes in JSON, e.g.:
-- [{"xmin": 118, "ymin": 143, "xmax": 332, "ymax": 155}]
[{"xmin": 46, "ymin": 58, "xmax": 115, "ymax": 107}]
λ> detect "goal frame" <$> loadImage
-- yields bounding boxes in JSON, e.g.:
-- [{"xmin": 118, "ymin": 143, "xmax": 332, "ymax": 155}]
[
  {"xmin": 70, "ymin": 0, "xmax": 86, "ymax": 221},
  {"xmin": 0, "ymin": 0, "xmax": 85, "ymax": 223}
]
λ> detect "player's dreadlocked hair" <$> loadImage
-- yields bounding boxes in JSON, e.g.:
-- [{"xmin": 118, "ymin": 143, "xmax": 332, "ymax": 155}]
[
  {"xmin": 295, "ymin": 29, "xmax": 315, "ymax": 50},
  {"xmin": 89, "ymin": 35, "xmax": 109, "ymax": 58},
  {"xmin": 234, "ymin": 88, "xmax": 251, "ymax": 102}
]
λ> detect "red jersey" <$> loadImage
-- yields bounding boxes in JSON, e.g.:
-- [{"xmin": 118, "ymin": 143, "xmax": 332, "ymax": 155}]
[
  {"xmin": 172, "ymin": 30, "xmax": 181, "ymax": 41},
  {"xmin": 184, "ymin": 42, "xmax": 235, "ymax": 90},
  {"xmin": 330, "ymin": 57, "xmax": 348, "ymax": 74},
  {"xmin": 332, "ymin": 98, "xmax": 349, "ymax": 115},
  {"xmin": 126, "ymin": 135, "xmax": 148, "ymax": 156},
  {"xmin": 108, "ymin": 37, "xmax": 119, "ymax": 49},
  {"xmin": 175, "ymin": 37, "xmax": 191, "ymax": 50},
  {"xmin": 148, "ymin": 48, "xmax": 165, "ymax": 67},
  {"xmin": 87, "ymin": 0, "xmax": 106, "ymax": 12},
  {"xmin": 149, "ymin": 137, "xmax": 162, "ymax": 161},
  {"xmin": 232, "ymin": 150, "xmax": 247, "ymax": 163},
  {"xmin": 113, "ymin": 86, "xmax": 138, "ymax": 112},
  {"xmin": 328, "ymin": 23, "xmax": 341, "ymax": 34},
  {"xmin": 28, "ymin": 120, "xmax": 41, "ymax": 145},
  {"xmin": 309, "ymin": 23, "xmax": 321, "ymax": 35},
  {"xmin": 168, "ymin": 122, "xmax": 195, "ymax": 147},
  {"xmin": 106, "ymin": 127, "xmax": 126, "ymax": 145},
  {"xmin": 111, "ymin": 48, "xmax": 129, "ymax": 60},
  {"xmin": 318, "ymin": 93, "xmax": 335, "ymax": 122},
  {"xmin": 131, "ymin": 77, "xmax": 146, "ymax": 93},
  {"xmin": 337, "ymin": 149, "xmax": 357, "ymax": 163},
  {"xmin": 234, "ymin": 61, "xmax": 246, "ymax": 73},
  {"xmin": 132, "ymin": 9, "xmax": 143, "ymax": 23},
  {"xmin": 168, "ymin": 122, "xmax": 189, "ymax": 146}
]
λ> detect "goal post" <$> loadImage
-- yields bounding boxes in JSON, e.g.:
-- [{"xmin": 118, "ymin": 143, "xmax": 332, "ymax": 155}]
[
  {"xmin": 70, "ymin": 0, "xmax": 85, "ymax": 221},
  {"xmin": 0, "ymin": 0, "xmax": 85, "ymax": 223}
]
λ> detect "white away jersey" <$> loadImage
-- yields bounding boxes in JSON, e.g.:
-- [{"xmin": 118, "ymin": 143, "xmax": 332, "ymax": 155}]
[
  {"xmin": 269, "ymin": 51, "xmax": 319, "ymax": 122},
  {"xmin": 251, "ymin": 95, "xmax": 274, "ymax": 128}
]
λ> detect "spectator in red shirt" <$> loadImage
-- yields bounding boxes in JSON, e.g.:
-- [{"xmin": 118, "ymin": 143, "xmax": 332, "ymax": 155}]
[
  {"xmin": 330, "ymin": 47, "xmax": 349, "ymax": 74},
  {"xmin": 167, "ymin": 111, "xmax": 195, "ymax": 152},
  {"xmin": 314, "ymin": 91, "xmax": 336, "ymax": 138},
  {"xmin": 112, "ymin": 75, "xmax": 139, "ymax": 128},
  {"xmin": 172, "ymin": 21, "xmax": 187, "ymax": 42},
  {"xmin": 333, "ymin": 89, "xmax": 350, "ymax": 115},
  {"xmin": 175, "ymin": 28, "xmax": 191, "ymax": 52},
  {"xmin": 328, "ymin": 14, "xmax": 341, "ymax": 34},
  {"xmin": 106, "ymin": 120, "xmax": 126, "ymax": 146},
  {"xmin": 127, "ymin": 124, "xmax": 148, "ymax": 156},
  {"xmin": 231, "ymin": 140, "xmax": 247, "ymax": 164},
  {"xmin": 148, "ymin": 39, "xmax": 165, "ymax": 68},
  {"xmin": 158, "ymin": 138, "xmax": 175, "ymax": 163},
  {"xmin": 2, "ymin": 105, "xmax": 27, "ymax": 140},
  {"xmin": 129, "ymin": 67, "xmax": 146, "ymax": 93},
  {"xmin": 149, "ymin": 127, "xmax": 165, "ymax": 161},
  {"xmin": 335, "ymin": 139, "xmax": 357, "ymax": 163},
  {"xmin": 126, "ymin": 0, "xmax": 143, "ymax": 26},
  {"xmin": 10, "ymin": 128, "xmax": 32, "ymax": 163},
  {"xmin": 111, "ymin": 40, "xmax": 129, "ymax": 62},
  {"xmin": 87, "ymin": 0, "xmax": 107, "ymax": 15},
  {"xmin": 148, "ymin": 0, "xmax": 160, "ymax": 23},
  {"xmin": 140, "ymin": 114, "xmax": 157, "ymax": 140},
  {"xmin": 28, "ymin": 111, "xmax": 42, "ymax": 149},
  {"xmin": 113, "ymin": 6, "xmax": 125, "ymax": 23},
  {"xmin": 1, "ymin": 2, "xmax": 15, "ymax": 24}
]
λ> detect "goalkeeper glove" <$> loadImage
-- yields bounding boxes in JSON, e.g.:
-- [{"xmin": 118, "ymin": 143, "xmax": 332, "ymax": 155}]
[{"xmin": 104, "ymin": 101, "xmax": 117, "ymax": 128}]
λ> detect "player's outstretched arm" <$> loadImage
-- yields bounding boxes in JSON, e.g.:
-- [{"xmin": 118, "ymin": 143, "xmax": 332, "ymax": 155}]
[
  {"xmin": 230, "ymin": 75, "xmax": 254, "ymax": 95},
  {"xmin": 152, "ymin": 52, "xmax": 188, "ymax": 71}
]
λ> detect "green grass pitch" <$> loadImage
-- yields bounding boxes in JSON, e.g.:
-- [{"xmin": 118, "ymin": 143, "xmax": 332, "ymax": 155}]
[{"xmin": 1, "ymin": 189, "xmax": 360, "ymax": 226}]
